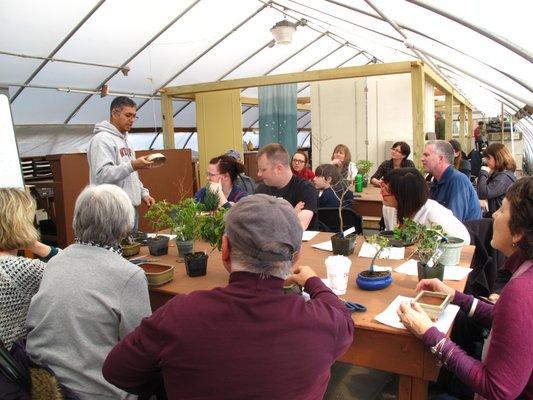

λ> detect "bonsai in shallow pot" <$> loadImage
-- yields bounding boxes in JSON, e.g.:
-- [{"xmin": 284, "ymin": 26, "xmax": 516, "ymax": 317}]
[
  {"xmin": 144, "ymin": 200, "xmax": 173, "ymax": 256},
  {"xmin": 355, "ymin": 159, "xmax": 373, "ymax": 187},
  {"xmin": 356, "ymin": 235, "xmax": 392, "ymax": 290},
  {"xmin": 121, "ymin": 234, "xmax": 140, "ymax": 257},
  {"xmin": 169, "ymin": 198, "xmax": 200, "ymax": 261}
]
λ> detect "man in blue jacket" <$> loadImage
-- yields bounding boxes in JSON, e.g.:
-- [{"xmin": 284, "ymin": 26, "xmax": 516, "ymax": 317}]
[{"xmin": 422, "ymin": 140, "xmax": 481, "ymax": 222}]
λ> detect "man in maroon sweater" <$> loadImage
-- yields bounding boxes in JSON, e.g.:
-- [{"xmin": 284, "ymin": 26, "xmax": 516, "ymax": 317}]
[{"xmin": 103, "ymin": 194, "xmax": 354, "ymax": 400}]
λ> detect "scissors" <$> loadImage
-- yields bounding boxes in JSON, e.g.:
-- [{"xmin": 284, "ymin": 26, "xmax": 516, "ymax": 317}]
[{"xmin": 341, "ymin": 299, "xmax": 367, "ymax": 313}]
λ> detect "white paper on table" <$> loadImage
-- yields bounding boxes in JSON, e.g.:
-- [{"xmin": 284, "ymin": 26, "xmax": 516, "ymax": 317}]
[
  {"xmin": 147, "ymin": 233, "xmax": 177, "ymax": 240},
  {"xmin": 302, "ymin": 231, "xmax": 320, "ymax": 242},
  {"xmin": 375, "ymin": 295, "xmax": 460, "ymax": 332},
  {"xmin": 394, "ymin": 259, "xmax": 472, "ymax": 281},
  {"xmin": 372, "ymin": 265, "xmax": 392, "ymax": 272},
  {"xmin": 311, "ymin": 241, "xmax": 333, "ymax": 252},
  {"xmin": 358, "ymin": 241, "xmax": 405, "ymax": 260}
]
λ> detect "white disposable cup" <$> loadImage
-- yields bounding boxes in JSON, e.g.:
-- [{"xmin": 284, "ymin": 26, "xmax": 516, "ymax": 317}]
[{"xmin": 325, "ymin": 255, "xmax": 352, "ymax": 295}]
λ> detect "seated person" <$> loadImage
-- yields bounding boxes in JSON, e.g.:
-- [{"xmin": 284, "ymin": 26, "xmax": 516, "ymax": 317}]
[
  {"xmin": 103, "ymin": 194, "xmax": 354, "ymax": 400},
  {"xmin": 370, "ymin": 141, "xmax": 415, "ymax": 187},
  {"xmin": 422, "ymin": 140, "xmax": 481, "ymax": 221},
  {"xmin": 398, "ymin": 177, "xmax": 532, "ymax": 399},
  {"xmin": 314, "ymin": 164, "xmax": 354, "ymax": 208},
  {"xmin": 477, "ymin": 143, "xmax": 517, "ymax": 217},
  {"xmin": 256, "ymin": 143, "xmax": 318, "ymax": 230},
  {"xmin": 290, "ymin": 151, "xmax": 315, "ymax": 181},
  {"xmin": 225, "ymin": 149, "xmax": 256, "ymax": 194},
  {"xmin": 331, "ymin": 144, "xmax": 357, "ymax": 180},
  {"xmin": 0, "ymin": 188, "xmax": 59, "ymax": 350},
  {"xmin": 449, "ymin": 139, "xmax": 471, "ymax": 180},
  {"xmin": 195, "ymin": 155, "xmax": 248, "ymax": 208},
  {"xmin": 381, "ymin": 168, "xmax": 470, "ymax": 244},
  {"xmin": 26, "ymin": 184, "xmax": 151, "ymax": 400}
]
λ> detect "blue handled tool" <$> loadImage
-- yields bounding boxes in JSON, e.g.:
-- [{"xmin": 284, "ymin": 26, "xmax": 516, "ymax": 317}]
[{"xmin": 342, "ymin": 300, "xmax": 367, "ymax": 313}]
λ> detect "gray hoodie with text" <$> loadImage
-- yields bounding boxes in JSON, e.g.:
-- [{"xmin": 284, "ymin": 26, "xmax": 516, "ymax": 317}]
[{"xmin": 88, "ymin": 121, "xmax": 149, "ymax": 206}]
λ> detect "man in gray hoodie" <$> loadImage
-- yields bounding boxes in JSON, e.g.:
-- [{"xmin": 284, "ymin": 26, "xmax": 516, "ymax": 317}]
[{"xmin": 88, "ymin": 96, "xmax": 155, "ymax": 229}]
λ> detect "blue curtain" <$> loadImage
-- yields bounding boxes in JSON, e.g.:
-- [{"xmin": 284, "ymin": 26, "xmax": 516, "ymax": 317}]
[{"xmin": 258, "ymin": 84, "xmax": 297, "ymax": 156}]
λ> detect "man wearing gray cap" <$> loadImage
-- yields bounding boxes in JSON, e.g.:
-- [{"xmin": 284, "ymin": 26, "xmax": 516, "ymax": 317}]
[{"xmin": 103, "ymin": 194, "xmax": 354, "ymax": 400}]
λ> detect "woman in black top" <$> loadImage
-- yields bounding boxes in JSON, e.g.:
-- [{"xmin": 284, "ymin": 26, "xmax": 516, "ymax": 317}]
[{"xmin": 370, "ymin": 141, "xmax": 415, "ymax": 187}]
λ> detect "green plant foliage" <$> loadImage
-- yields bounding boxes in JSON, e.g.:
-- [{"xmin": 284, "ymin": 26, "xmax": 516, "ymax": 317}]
[
  {"xmin": 144, "ymin": 200, "xmax": 173, "ymax": 234},
  {"xmin": 169, "ymin": 198, "xmax": 201, "ymax": 242},
  {"xmin": 394, "ymin": 219, "xmax": 447, "ymax": 264},
  {"xmin": 356, "ymin": 159, "xmax": 374, "ymax": 177},
  {"xmin": 203, "ymin": 183, "xmax": 221, "ymax": 212},
  {"xmin": 198, "ymin": 208, "xmax": 228, "ymax": 251}
]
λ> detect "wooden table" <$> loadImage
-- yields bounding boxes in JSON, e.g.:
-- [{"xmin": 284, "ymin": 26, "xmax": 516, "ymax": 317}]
[
  {"xmin": 352, "ymin": 186, "xmax": 383, "ymax": 218},
  {"xmin": 143, "ymin": 233, "xmax": 474, "ymax": 400}
]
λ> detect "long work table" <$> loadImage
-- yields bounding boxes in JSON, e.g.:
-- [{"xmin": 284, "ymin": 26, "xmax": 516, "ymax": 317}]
[{"xmin": 139, "ymin": 233, "xmax": 474, "ymax": 400}]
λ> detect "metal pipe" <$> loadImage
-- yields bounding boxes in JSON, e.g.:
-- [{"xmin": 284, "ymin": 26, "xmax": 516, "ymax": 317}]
[
  {"xmin": 11, "ymin": 0, "xmax": 106, "ymax": 103},
  {"xmin": 7, "ymin": 82, "xmax": 157, "ymax": 99},
  {"xmin": 64, "ymin": 0, "xmax": 201, "ymax": 123},
  {"xmin": 406, "ymin": 0, "xmax": 533, "ymax": 63}
]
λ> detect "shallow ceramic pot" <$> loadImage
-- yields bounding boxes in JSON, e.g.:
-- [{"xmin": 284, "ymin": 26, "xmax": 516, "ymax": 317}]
[
  {"xmin": 138, "ymin": 263, "xmax": 174, "ymax": 286},
  {"xmin": 356, "ymin": 270, "xmax": 392, "ymax": 291},
  {"xmin": 122, "ymin": 242, "xmax": 140, "ymax": 257}
]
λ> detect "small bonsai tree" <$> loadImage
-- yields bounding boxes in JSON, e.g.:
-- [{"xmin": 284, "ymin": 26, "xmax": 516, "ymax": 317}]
[
  {"xmin": 395, "ymin": 220, "xmax": 447, "ymax": 266},
  {"xmin": 169, "ymin": 198, "xmax": 200, "ymax": 242},
  {"xmin": 198, "ymin": 207, "xmax": 228, "ymax": 251},
  {"xmin": 144, "ymin": 200, "xmax": 173, "ymax": 236},
  {"xmin": 356, "ymin": 159, "xmax": 373, "ymax": 179},
  {"xmin": 367, "ymin": 235, "xmax": 390, "ymax": 273}
]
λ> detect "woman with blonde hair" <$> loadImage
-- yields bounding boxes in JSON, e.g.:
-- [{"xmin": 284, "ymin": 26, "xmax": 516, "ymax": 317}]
[
  {"xmin": 478, "ymin": 143, "xmax": 517, "ymax": 216},
  {"xmin": 0, "ymin": 188, "xmax": 58, "ymax": 350},
  {"xmin": 330, "ymin": 144, "xmax": 357, "ymax": 180}
]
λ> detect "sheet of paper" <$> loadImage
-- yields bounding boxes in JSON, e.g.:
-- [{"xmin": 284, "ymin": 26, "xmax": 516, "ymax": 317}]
[
  {"xmin": 147, "ymin": 233, "xmax": 177, "ymax": 240},
  {"xmin": 374, "ymin": 295, "xmax": 460, "ymax": 332},
  {"xmin": 311, "ymin": 241, "xmax": 333, "ymax": 252},
  {"xmin": 372, "ymin": 265, "xmax": 392, "ymax": 272},
  {"xmin": 302, "ymin": 231, "xmax": 320, "ymax": 242},
  {"xmin": 358, "ymin": 241, "xmax": 405, "ymax": 260},
  {"xmin": 394, "ymin": 259, "xmax": 472, "ymax": 281}
]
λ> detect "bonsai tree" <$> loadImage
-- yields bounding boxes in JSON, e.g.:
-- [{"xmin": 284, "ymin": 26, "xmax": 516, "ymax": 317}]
[
  {"xmin": 366, "ymin": 235, "xmax": 390, "ymax": 273},
  {"xmin": 144, "ymin": 200, "xmax": 173, "ymax": 236},
  {"xmin": 356, "ymin": 159, "xmax": 373, "ymax": 179},
  {"xmin": 198, "ymin": 207, "xmax": 228, "ymax": 251},
  {"xmin": 169, "ymin": 198, "xmax": 200, "ymax": 242}
]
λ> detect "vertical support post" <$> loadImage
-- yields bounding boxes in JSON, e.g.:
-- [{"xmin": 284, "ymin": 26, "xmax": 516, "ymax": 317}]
[
  {"xmin": 445, "ymin": 93, "xmax": 453, "ymax": 140},
  {"xmin": 196, "ymin": 89, "xmax": 243, "ymax": 186},
  {"xmin": 467, "ymin": 108, "xmax": 473, "ymax": 153},
  {"xmin": 411, "ymin": 65, "xmax": 425, "ymax": 169},
  {"xmin": 160, "ymin": 93, "xmax": 175, "ymax": 149},
  {"xmin": 459, "ymin": 103, "xmax": 466, "ymax": 150},
  {"xmin": 501, "ymin": 102, "xmax": 505, "ymax": 143}
]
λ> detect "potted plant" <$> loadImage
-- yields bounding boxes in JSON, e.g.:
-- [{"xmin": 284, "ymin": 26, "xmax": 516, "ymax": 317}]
[
  {"xmin": 356, "ymin": 159, "xmax": 373, "ymax": 187},
  {"xmin": 169, "ymin": 198, "xmax": 200, "ymax": 261},
  {"xmin": 144, "ymin": 200, "xmax": 172, "ymax": 256},
  {"xmin": 413, "ymin": 224, "xmax": 446, "ymax": 281},
  {"xmin": 121, "ymin": 234, "xmax": 140, "ymax": 257},
  {"xmin": 330, "ymin": 181, "xmax": 358, "ymax": 255},
  {"xmin": 356, "ymin": 235, "xmax": 393, "ymax": 290}
]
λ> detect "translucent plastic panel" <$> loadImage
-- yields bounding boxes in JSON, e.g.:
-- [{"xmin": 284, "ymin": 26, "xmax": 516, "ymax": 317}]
[
  {"xmin": 306, "ymin": 46, "xmax": 364, "ymax": 71},
  {"xmin": 242, "ymin": 106, "xmax": 259, "ymax": 129},
  {"xmin": 31, "ymin": 62, "xmax": 112, "ymax": 88},
  {"xmin": 223, "ymin": 29, "xmax": 322, "ymax": 80},
  {"xmin": 0, "ymin": 55, "xmax": 42, "ymax": 84},
  {"xmin": 106, "ymin": 0, "xmax": 260, "ymax": 94},
  {"xmin": 0, "ymin": 0, "xmax": 98, "ymax": 53},
  {"xmin": 298, "ymin": 131, "xmax": 311, "ymax": 148},
  {"xmin": 136, "ymin": 99, "xmax": 163, "ymax": 127},
  {"xmin": 11, "ymin": 88, "xmax": 88, "ymax": 124},
  {"xmin": 174, "ymin": 100, "xmax": 196, "ymax": 127},
  {"xmin": 54, "ymin": 0, "xmax": 198, "ymax": 65},
  {"xmin": 297, "ymin": 112, "xmax": 311, "ymax": 129},
  {"xmin": 69, "ymin": 95, "xmax": 117, "ymax": 124}
]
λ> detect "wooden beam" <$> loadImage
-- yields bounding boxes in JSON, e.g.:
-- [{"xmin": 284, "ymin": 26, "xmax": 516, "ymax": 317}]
[
  {"xmin": 160, "ymin": 93, "xmax": 175, "ymax": 149},
  {"xmin": 459, "ymin": 103, "xmax": 466, "ymax": 149},
  {"xmin": 467, "ymin": 108, "xmax": 473, "ymax": 152},
  {"xmin": 162, "ymin": 61, "xmax": 417, "ymax": 96},
  {"xmin": 445, "ymin": 94, "xmax": 453, "ymax": 140},
  {"xmin": 411, "ymin": 64, "xmax": 425, "ymax": 169},
  {"xmin": 435, "ymin": 100, "xmax": 460, "ymax": 108}
]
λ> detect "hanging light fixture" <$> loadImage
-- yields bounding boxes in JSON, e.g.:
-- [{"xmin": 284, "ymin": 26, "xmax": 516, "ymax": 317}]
[{"xmin": 270, "ymin": 19, "xmax": 297, "ymax": 45}]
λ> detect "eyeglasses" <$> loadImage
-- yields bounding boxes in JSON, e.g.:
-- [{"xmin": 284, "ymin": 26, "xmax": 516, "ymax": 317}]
[
  {"xmin": 205, "ymin": 172, "xmax": 221, "ymax": 178},
  {"xmin": 292, "ymin": 159, "xmax": 306, "ymax": 165}
]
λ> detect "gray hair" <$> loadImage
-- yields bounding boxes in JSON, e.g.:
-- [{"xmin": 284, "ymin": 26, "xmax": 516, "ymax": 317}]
[
  {"xmin": 426, "ymin": 140, "xmax": 454, "ymax": 165},
  {"xmin": 73, "ymin": 185, "xmax": 134, "ymax": 246},
  {"xmin": 229, "ymin": 245, "xmax": 293, "ymax": 280}
]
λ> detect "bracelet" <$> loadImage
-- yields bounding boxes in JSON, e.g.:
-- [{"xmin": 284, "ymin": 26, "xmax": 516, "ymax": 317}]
[
  {"xmin": 430, "ymin": 338, "xmax": 446, "ymax": 358},
  {"xmin": 468, "ymin": 298, "xmax": 478, "ymax": 318},
  {"xmin": 443, "ymin": 347, "xmax": 455, "ymax": 367}
]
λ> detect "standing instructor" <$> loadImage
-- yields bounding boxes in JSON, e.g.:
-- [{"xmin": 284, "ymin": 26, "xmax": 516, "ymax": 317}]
[{"xmin": 88, "ymin": 96, "xmax": 155, "ymax": 229}]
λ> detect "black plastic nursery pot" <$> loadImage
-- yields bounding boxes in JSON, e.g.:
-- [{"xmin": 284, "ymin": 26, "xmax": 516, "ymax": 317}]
[
  {"xmin": 417, "ymin": 261, "xmax": 444, "ymax": 281},
  {"xmin": 331, "ymin": 233, "xmax": 357, "ymax": 256},
  {"xmin": 147, "ymin": 236, "xmax": 169, "ymax": 256},
  {"xmin": 176, "ymin": 239, "xmax": 194, "ymax": 261},
  {"xmin": 184, "ymin": 252, "xmax": 208, "ymax": 277}
]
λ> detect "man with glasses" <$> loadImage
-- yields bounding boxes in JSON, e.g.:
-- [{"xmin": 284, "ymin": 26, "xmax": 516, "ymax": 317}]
[{"xmin": 88, "ymin": 96, "xmax": 155, "ymax": 230}]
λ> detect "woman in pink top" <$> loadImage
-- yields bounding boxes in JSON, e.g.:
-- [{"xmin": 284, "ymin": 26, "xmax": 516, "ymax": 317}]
[{"xmin": 398, "ymin": 177, "xmax": 532, "ymax": 400}]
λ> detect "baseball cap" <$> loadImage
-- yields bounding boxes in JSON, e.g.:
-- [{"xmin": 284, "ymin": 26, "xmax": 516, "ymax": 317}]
[{"xmin": 225, "ymin": 194, "xmax": 302, "ymax": 262}]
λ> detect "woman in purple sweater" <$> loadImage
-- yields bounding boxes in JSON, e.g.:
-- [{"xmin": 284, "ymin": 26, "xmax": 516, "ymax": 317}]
[{"xmin": 398, "ymin": 177, "xmax": 532, "ymax": 400}]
